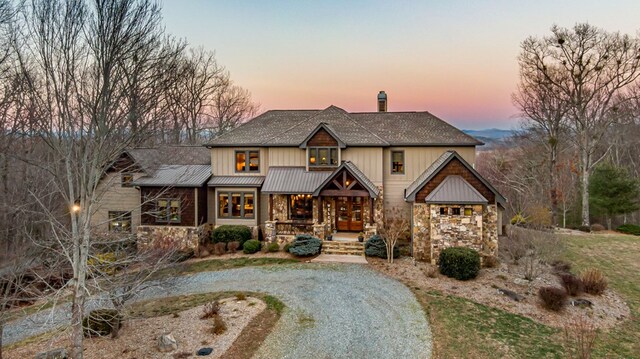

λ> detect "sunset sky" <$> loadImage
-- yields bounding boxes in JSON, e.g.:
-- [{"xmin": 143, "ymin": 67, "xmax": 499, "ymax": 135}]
[{"xmin": 161, "ymin": 1, "xmax": 640, "ymax": 130}]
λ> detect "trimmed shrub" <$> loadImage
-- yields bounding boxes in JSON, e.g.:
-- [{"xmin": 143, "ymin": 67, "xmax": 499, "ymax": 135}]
[
  {"xmin": 538, "ymin": 286, "xmax": 567, "ymax": 311},
  {"xmin": 267, "ymin": 242, "xmax": 280, "ymax": 253},
  {"xmin": 617, "ymin": 224, "xmax": 640, "ymax": 236},
  {"xmin": 83, "ymin": 309, "xmax": 122, "ymax": 337},
  {"xmin": 558, "ymin": 273, "xmax": 583, "ymax": 296},
  {"xmin": 227, "ymin": 241, "xmax": 240, "ymax": 252},
  {"xmin": 438, "ymin": 247, "xmax": 481, "ymax": 280},
  {"xmin": 288, "ymin": 234, "xmax": 322, "ymax": 256},
  {"xmin": 364, "ymin": 235, "xmax": 399, "ymax": 259},
  {"xmin": 283, "ymin": 243, "xmax": 292, "ymax": 253},
  {"xmin": 213, "ymin": 242, "xmax": 226, "ymax": 255},
  {"xmin": 580, "ymin": 268, "xmax": 608, "ymax": 295},
  {"xmin": 211, "ymin": 225, "xmax": 252, "ymax": 248},
  {"xmin": 243, "ymin": 240, "xmax": 261, "ymax": 254},
  {"xmin": 590, "ymin": 223, "xmax": 605, "ymax": 232}
]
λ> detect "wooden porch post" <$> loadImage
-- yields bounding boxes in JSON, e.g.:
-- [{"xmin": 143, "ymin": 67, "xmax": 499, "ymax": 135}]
[
  {"xmin": 369, "ymin": 196, "xmax": 374, "ymax": 225},
  {"xmin": 318, "ymin": 195, "xmax": 323, "ymax": 223},
  {"xmin": 269, "ymin": 194, "xmax": 273, "ymax": 221}
]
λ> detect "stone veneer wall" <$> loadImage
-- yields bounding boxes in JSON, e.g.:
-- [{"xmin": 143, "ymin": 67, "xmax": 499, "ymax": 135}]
[
  {"xmin": 137, "ymin": 225, "xmax": 206, "ymax": 252},
  {"xmin": 373, "ymin": 186, "xmax": 384, "ymax": 226},
  {"xmin": 481, "ymin": 204, "xmax": 499, "ymax": 258},
  {"xmin": 272, "ymin": 194, "xmax": 288, "ymax": 221},
  {"xmin": 412, "ymin": 203, "xmax": 430, "ymax": 261},
  {"xmin": 429, "ymin": 204, "xmax": 485, "ymax": 264}
]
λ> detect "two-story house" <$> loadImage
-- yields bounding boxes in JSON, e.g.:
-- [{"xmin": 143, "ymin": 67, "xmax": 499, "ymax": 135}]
[{"xmin": 94, "ymin": 92, "xmax": 505, "ymax": 263}]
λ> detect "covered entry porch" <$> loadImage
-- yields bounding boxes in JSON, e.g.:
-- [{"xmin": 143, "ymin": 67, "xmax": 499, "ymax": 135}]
[{"xmin": 262, "ymin": 161, "xmax": 382, "ymax": 241}]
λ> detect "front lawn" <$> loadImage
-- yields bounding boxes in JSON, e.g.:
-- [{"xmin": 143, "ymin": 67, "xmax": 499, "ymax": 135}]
[
  {"xmin": 379, "ymin": 232, "xmax": 639, "ymax": 358},
  {"xmin": 561, "ymin": 233, "xmax": 640, "ymax": 357}
]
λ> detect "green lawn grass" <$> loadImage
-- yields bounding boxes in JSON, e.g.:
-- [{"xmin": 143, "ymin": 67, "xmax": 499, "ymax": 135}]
[
  {"xmin": 412, "ymin": 232, "xmax": 639, "ymax": 358},
  {"xmin": 152, "ymin": 257, "xmax": 300, "ymax": 278},
  {"xmin": 561, "ymin": 233, "xmax": 640, "ymax": 358}
]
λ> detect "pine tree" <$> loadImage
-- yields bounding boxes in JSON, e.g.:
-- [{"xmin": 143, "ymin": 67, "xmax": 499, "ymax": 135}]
[{"xmin": 589, "ymin": 163, "xmax": 640, "ymax": 230}]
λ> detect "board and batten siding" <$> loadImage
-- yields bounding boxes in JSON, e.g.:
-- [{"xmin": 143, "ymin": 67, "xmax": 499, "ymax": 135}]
[
  {"xmin": 211, "ymin": 147, "xmax": 269, "ymax": 176},
  {"xmin": 92, "ymin": 172, "xmax": 143, "ymax": 232},
  {"xmin": 383, "ymin": 147, "xmax": 476, "ymax": 216},
  {"xmin": 341, "ymin": 147, "xmax": 383, "ymax": 185},
  {"xmin": 268, "ymin": 147, "xmax": 306, "ymax": 167}
]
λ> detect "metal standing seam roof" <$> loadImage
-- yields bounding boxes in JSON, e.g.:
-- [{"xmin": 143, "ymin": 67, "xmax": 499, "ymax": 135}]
[
  {"xmin": 261, "ymin": 167, "xmax": 332, "ymax": 194},
  {"xmin": 208, "ymin": 176, "xmax": 265, "ymax": 187},
  {"xmin": 424, "ymin": 175, "xmax": 488, "ymax": 204},
  {"xmin": 132, "ymin": 165, "xmax": 212, "ymax": 187},
  {"xmin": 311, "ymin": 161, "xmax": 381, "ymax": 198}
]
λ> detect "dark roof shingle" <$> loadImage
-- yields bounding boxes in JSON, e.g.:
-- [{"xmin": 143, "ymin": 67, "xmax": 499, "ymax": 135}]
[{"xmin": 207, "ymin": 106, "xmax": 481, "ymax": 147}]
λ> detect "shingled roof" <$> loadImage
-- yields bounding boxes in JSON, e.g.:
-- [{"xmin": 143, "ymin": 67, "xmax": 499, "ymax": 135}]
[
  {"xmin": 207, "ymin": 106, "xmax": 482, "ymax": 147},
  {"xmin": 126, "ymin": 146, "xmax": 210, "ymax": 174}
]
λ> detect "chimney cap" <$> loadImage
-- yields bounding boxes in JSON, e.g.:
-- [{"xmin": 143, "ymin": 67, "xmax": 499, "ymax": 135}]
[{"xmin": 377, "ymin": 91, "xmax": 387, "ymax": 100}]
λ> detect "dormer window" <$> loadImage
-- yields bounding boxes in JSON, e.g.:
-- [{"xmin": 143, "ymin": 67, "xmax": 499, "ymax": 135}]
[
  {"xmin": 236, "ymin": 150, "xmax": 260, "ymax": 173},
  {"xmin": 309, "ymin": 147, "xmax": 338, "ymax": 167},
  {"xmin": 121, "ymin": 173, "xmax": 133, "ymax": 187}
]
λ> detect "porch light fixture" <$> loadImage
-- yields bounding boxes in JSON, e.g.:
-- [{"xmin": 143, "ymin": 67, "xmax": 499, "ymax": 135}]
[{"xmin": 71, "ymin": 204, "xmax": 81, "ymax": 213}]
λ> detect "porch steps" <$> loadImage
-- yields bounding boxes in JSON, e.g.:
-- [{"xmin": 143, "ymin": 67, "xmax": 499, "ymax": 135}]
[{"xmin": 322, "ymin": 240, "xmax": 365, "ymax": 256}]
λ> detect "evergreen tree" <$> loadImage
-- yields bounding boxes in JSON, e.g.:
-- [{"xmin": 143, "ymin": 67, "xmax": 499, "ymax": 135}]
[{"xmin": 589, "ymin": 163, "xmax": 640, "ymax": 229}]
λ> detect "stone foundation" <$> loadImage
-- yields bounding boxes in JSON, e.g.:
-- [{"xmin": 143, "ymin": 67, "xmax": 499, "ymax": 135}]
[
  {"xmin": 137, "ymin": 225, "xmax": 205, "ymax": 252},
  {"xmin": 482, "ymin": 204, "xmax": 499, "ymax": 258}
]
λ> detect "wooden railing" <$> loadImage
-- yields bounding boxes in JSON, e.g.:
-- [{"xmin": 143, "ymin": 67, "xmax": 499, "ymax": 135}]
[{"xmin": 276, "ymin": 221, "xmax": 314, "ymax": 235}]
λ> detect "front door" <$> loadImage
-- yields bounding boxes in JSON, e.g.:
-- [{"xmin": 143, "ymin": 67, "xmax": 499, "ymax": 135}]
[{"xmin": 336, "ymin": 196, "xmax": 364, "ymax": 232}]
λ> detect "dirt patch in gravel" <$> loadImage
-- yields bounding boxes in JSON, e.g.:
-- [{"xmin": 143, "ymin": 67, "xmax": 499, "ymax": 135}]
[
  {"xmin": 369, "ymin": 257, "xmax": 630, "ymax": 329},
  {"xmin": 5, "ymin": 297, "xmax": 266, "ymax": 359}
]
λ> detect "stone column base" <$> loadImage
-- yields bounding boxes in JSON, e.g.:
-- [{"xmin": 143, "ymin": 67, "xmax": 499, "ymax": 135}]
[{"xmin": 265, "ymin": 220, "xmax": 277, "ymax": 241}]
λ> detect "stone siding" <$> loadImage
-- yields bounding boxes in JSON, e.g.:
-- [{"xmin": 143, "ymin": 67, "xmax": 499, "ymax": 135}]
[
  {"xmin": 412, "ymin": 203, "xmax": 430, "ymax": 261},
  {"xmin": 429, "ymin": 204, "xmax": 484, "ymax": 264},
  {"xmin": 137, "ymin": 225, "xmax": 206, "ymax": 252},
  {"xmin": 482, "ymin": 204, "xmax": 499, "ymax": 258},
  {"xmin": 272, "ymin": 194, "xmax": 288, "ymax": 221}
]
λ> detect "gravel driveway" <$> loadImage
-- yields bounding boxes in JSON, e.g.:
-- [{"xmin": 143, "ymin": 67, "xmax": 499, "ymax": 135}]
[{"xmin": 5, "ymin": 263, "xmax": 432, "ymax": 358}]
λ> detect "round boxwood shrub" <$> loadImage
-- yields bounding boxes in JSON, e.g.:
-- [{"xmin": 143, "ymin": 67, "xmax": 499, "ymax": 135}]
[
  {"xmin": 83, "ymin": 309, "xmax": 122, "ymax": 337},
  {"xmin": 364, "ymin": 235, "xmax": 399, "ymax": 259},
  {"xmin": 288, "ymin": 234, "xmax": 322, "ymax": 256},
  {"xmin": 267, "ymin": 242, "xmax": 280, "ymax": 253},
  {"xmin": 438, "ymin": 247, "xmax": 480, "ymax": 280},
  {"xmin": 617, "ymin": 223, "xmax": 640, "ymax": 236},
  {"xmin": 243, "ymin": 239, "xmax": 261, "ymax": 254},
  {"xmin": 211, "ymin": 225, "xmax": 252, "ymax": 248}
]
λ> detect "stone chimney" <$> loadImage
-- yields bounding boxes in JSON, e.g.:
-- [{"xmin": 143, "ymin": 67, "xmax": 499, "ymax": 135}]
[{"xmin": 377, "ymin": 91, "xmax": 387, "ymax": 112}]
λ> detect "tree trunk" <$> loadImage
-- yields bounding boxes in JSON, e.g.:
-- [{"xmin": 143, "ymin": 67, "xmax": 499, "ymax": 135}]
[
  {"xmin": 1, "ymin": 320, "xmax": 4, "ymax": 359},
  {"xmin": 607, "ymin": 216, "xmax": 612, "ymax": 231},
  {"xmin": 549, "ymin": 145, "xmax": 559, "ymax": 227},
  {"xmin": 70, "ymin": 291, "xmax": 84, "ymax": 359},
  {"xmin": 581, "ymin": 153, "xmax": 591, "ymax": 227}
]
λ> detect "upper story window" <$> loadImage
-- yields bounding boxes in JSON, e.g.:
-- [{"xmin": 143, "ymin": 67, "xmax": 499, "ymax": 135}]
[
  {"xmin": 309, "ymin": 147, "xmax": 338, "ymax": 167},
  {"xmin": 236, "ymin": 150, "xmax": 259, "ymax": 173},
  {"xmin": 391, "ymin": 150, "xmax": 404, "ymax": 174},
  {"xmin": 121, "ymin": 173, "xmax": 134, "ymax": 187}
]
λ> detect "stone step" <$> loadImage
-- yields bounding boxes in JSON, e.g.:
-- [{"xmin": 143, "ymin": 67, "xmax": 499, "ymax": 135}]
[{"xmin": 322, "ymin": 248, "xmax": 365, "ymax": 256}]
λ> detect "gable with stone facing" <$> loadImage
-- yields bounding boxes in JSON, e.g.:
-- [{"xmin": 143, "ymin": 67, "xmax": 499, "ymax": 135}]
[{"xmin": 405, "ymin": 150, "xmax": 505, "ymax": 264}]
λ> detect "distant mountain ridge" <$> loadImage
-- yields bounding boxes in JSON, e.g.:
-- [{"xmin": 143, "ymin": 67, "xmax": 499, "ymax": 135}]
[
  {"xmin": 462, "ymin": 128, "xmax": 515, "ymax": 139},
  {"xmin": 462, "ymin": 128, "xmax": 516, "ymax": 150}
]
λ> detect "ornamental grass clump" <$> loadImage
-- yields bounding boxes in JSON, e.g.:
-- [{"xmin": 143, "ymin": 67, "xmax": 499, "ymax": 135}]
[
  {"xmin": 438, "ymin": 247, "xmax": 480, "ymax": 281},
  {"xmin": 580, "ymin": 268, "xmax": 608, "ymax": 295},
  {"xmin": 538, "ymin": 286, "xmax": 568, "ymax": 311},
  {"xmin": 558, "ymin": 273, "xmax": 584, "ymax": 296},
  {"xmin": 288, "ymin": 234, "xmax": 322, "ymax": 256}
]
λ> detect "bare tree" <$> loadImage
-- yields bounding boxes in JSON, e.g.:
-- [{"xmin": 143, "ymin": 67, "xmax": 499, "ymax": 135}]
[
  {"xmin": 513, "ymin": 63, "xmax": 571, "ymax": 226},
  {"xmin": 518, "ymin": 24, "xmax": 640, "ymax": 226},
  {"xmin": 378, "ymin": 206, "xmax": 409, "ymax": 264},
  {"xmin": 13, "ymin": 1, "xmax": 172, "ymax": 357}
]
